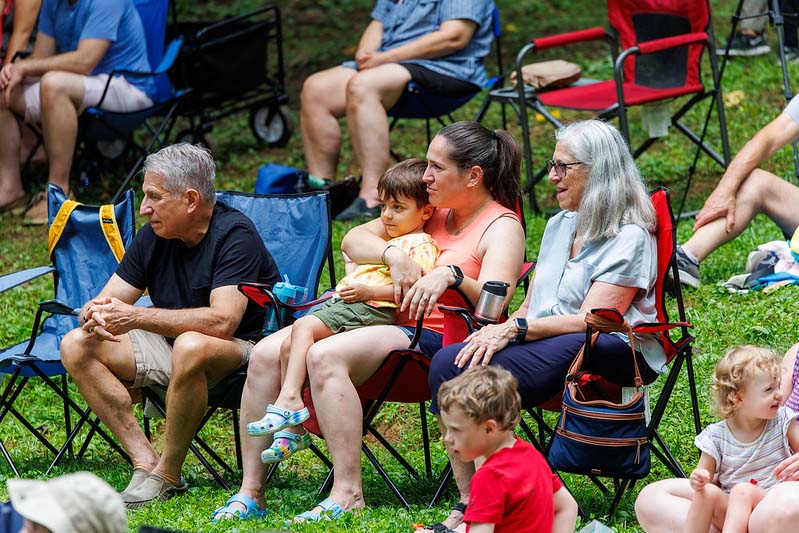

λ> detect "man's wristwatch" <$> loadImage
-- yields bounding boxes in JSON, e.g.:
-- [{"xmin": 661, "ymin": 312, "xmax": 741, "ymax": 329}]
[
  {"xmin": 514, "ymin": 317, "xmax": 528, "ymax": 342},
  {"xmin": 448, "ymin": 265, "xmax": 464, "ymax": 288}
]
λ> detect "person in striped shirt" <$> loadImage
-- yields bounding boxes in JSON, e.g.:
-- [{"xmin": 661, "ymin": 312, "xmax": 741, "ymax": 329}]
[{"xmin": 683, "ymin": 346, "xmax": 799, "ymax": 533}]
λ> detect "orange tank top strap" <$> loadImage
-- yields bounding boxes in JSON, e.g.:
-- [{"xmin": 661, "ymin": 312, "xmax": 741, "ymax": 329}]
[
  {"xmin": 408, "ymin": 202, "xmax": 518, "ymax": 335},
  {"xmin": 427, "ymin": 201, "xmax": 518, "ymax": 281}
]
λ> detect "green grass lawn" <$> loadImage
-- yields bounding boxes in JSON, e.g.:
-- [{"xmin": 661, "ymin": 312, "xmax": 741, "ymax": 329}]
[{"xmin": 2, "ymin": 0, "xmax": 799, "ymax": 531}]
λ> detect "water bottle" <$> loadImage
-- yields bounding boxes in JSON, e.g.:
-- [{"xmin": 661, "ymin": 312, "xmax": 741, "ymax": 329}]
[
  {"xmin": 262, "ymin": 275, "xmax": 308, "ymax": 335},
  {"xmin": 473, "ymin": 281, "xmax": 510, "ymax": 324}
]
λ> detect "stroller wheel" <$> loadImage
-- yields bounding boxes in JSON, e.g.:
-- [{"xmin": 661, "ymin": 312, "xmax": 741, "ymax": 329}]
[{"xmin": 250, "ymin": 105, "xmax": 291, "ymax": 147}]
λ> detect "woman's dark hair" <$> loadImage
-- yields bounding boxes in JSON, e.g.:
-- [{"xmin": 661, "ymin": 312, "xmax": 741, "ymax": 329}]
[{"xmin": 436, "ymin": 121, "xmax": 521, "ymax": 211}]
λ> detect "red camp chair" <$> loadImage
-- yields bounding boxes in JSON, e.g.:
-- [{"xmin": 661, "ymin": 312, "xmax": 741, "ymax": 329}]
[
  {"xmin": 239, "ymin": 282, "xmax": 481, "ymax": 508},
  {"xmin": 490, "ymin": 0, "xmax": 730, "ymax": 210},
  {"xmin": 522, "ymin": 187, "xmax": 700, "ymax": 517}
]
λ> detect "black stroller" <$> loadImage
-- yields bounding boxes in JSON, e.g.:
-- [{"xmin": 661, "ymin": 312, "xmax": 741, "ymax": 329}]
[{"xmin": 168, "ymin": 4, "xmax": 291, "ymax": 147}]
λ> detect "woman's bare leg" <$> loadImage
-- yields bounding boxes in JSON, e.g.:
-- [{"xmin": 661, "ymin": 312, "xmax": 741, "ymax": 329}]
[
  {"xmin": 305, "ymin": 325, "xmax": 413, "ymax": 513},
  {"xmin": 213, "ymin": 326, "xmax": 290, "ymax": 518},
  {"xmin": 749, "ymin": 481, "xmax": 799, "ymax": 533}
]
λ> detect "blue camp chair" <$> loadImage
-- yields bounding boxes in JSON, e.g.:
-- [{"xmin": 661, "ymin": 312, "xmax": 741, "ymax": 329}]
[
  {"xmin": 141, "ymin": 190, "xmax": 337, "ymax": 489},
  {"xmin": 386, "ymin": 7, "xmax": 505, "ymax": 159},
  {"xmin": 74, "ymin": 0, "xmax": 186, "ymax": 201},
  {"xmin": 0, "ymin": 185, "xmax": 137, "ymax": 475}
]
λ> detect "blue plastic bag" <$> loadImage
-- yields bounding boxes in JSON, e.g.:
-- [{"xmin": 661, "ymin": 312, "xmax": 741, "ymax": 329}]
[{"xmin": 254, "ymin": 163, "xmax": 307, "ymax": 194}]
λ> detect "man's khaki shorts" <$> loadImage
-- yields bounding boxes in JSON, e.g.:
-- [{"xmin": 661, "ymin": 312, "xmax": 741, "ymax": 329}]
[
  {"xmin": 127, "ymin": 329, "xmax": 254, "ymax": 388},
  {"xmin": 22, "ymin": 73, "xmax": 153, "ymax": 124}
]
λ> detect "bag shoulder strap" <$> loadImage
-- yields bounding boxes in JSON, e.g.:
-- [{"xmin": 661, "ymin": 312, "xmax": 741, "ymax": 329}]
[
  {"xmin": 567, "ymin": 311, "xmax": 643, "ymax": 388},
  {"xmin": 48, "ymin": 200, "xmax": 126, "ymax": 263}
]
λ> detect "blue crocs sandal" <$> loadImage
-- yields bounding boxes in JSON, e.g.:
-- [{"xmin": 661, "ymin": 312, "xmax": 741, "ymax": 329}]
[
  {"xmin": 247, "ymin": 404, "xmax": 310, "ymax": 436},
  {"xmin": 211, "ymin": 493, "xmax": 268, "ymax": 523},
  {"xmin": 293, "ymin": 497, "xmax": 346, "ymax": 522},
  {"xmin": 261, "ymin": 430, "xmax": 311, "ymax": 464}
]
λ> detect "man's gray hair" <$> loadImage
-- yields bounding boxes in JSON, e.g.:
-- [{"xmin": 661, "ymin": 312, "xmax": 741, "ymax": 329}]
[
  {"xmin": 143, "ymin": 143, "xmax": 216, "ymax": 204},
  {"xmin": 555, "ymin": 120, "xmax": 655, "ymax": 241}
]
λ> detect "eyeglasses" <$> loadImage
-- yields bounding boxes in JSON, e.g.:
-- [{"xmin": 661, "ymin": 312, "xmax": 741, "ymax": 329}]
[{"xmin": 546, "ymin": 159, "xmax": 584, "ymax": 178}]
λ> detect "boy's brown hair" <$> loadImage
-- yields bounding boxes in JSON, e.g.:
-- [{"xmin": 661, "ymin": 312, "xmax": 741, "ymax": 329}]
[
  {"xmin": 378, "ymin": 158, "xmax": 429, "ymax": 208},
  {"xmin": 711, "ymin": 345, "xmax": 781, "ymax": 418},
  {"xmin": 438, "ymin": 365, "xmax": 521, "ymax": 431}
]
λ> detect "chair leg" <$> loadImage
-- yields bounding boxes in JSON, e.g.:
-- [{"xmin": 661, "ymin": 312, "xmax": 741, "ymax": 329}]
[
  {"xmin": 0, "ymin": 439, "xmax": 19, "ymax": 476},
  {"xmin": 233, "ymin": 409, "xmax": 243, "ymax": 471},
  {"xmin": 367, "ymin": 426, "xmax": 419, "ymax": 478},
  {"xmin": 362, "ymin": 441, "xmax": 410, "ymax": 509},
  {"xmin": 607, "ymin": 478, "xmax": 634, "ymax": 519},
  {"xmin": 420, "ymin": 401, "xmax": 432, "ymax": 477},
  {"xmin": 320, "ymin": 466, "xmax": 334, "ymax": 496},
  {"xmin": 61, "ymin": 374, "xmax": 73, "ymax": 459},
  {"xmin": 429, "ymin": 462, "xmax": 452, "ymax": 507}
]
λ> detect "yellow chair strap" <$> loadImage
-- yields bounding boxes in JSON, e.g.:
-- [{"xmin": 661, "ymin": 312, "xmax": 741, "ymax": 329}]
[
  {"xmin": 47, "ymin": 200, "xmax": 126, "ymax": 264},
  {"xmin": 99, "ymin": 204, "xmax": 125, "ymax": 263},
  {"xmin": 47, "ymin": 200, "xmax": 81, "ymax": 257}
]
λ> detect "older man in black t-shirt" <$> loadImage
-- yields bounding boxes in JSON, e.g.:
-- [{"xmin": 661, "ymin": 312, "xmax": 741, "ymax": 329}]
[{"xmin": 60, "ymin": 144, "xmax": 280, "ymax": 509}]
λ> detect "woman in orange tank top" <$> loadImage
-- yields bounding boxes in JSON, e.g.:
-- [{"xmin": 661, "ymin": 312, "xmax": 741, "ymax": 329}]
[{"xmin": 212, "ymin": 121, "xmax": 525, "ymax": 523}]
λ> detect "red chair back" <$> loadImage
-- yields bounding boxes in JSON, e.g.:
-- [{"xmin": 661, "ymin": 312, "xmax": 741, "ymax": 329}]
[
  {"xmin": 641, "ymin": 187, "xmax": 686, "ymax": 364},
  {"xmin": 608, "ymin": 0, "xmax": 708, "ymax": 89}
]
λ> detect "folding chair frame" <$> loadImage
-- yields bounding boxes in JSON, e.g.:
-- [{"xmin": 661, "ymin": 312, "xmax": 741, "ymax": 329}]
[
  {"xmin": 0, "ymin": 188, "xmax": 139, "ymax": 475},
  {"xmin": 520, "ymin": 187, "xmax": 701, "ymax": 518},
  {"xmin": 488, "ymin": 0, "xmax": 730, "ymax": 212}
]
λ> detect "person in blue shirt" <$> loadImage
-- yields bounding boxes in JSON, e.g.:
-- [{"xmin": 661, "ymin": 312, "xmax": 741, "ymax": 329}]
[
  {"xmin": 0, "ymin": 0, "xmax": 157, "ymax": 225},
  {"xmin": 301, "ymin": 0, "xmax": 495, "ymax": 221}
]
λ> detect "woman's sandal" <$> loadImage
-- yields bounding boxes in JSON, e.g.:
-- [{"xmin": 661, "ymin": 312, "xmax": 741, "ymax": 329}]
[
  {"xmin": 418, "ymin": 502, "xmax": 467, "ymax": 532},
  {"xmin": 260, "ymin": 430, "xmax": 311, "ymax": 464},
  {"xmin": 247, "ymin": 404, "xmax": 310, "ymax": 436},
  {"xmin": 292, "ymin": 497, "xmax": 346, "ymax": 523},
  {"xmin": 211, "ymin": 493, "xmax": 268, "ymax": 523}
]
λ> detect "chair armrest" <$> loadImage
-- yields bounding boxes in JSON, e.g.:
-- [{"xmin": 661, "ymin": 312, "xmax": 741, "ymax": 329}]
[
  {"xmin": 636, "ymin": 32, "xmax": 708, "ymax": 55},
  {"xmin": 96, "ymin": 37, "xmax": 184, "ymax": 108},
  {"xmin": 0, "ymin": 266, "xmax": 55, "ymax": 294},
  {"xmin": 531, "ymin": 27, "xmax": 609, "ymax": 52},
  {"xmin": 37, "ymin": 299, "xmax": 80, "ymax": 316},
  {"xmin": 238, "ymin": 281, "xmax": 331, "ymax": 310},
  {"xmin": 439, "ymin": 305, "xmax": 479, "ymax": 333}
]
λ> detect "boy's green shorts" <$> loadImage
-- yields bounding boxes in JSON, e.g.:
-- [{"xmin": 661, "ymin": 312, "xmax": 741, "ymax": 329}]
[{"xmin": 312, "ymin": 298, "xmax": 396, "ymax": 333}]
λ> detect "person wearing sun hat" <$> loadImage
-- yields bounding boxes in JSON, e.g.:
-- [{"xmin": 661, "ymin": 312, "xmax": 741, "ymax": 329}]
[{"xmin": 7, "ymin": 471, "xmax": 127, "ymax": 533}]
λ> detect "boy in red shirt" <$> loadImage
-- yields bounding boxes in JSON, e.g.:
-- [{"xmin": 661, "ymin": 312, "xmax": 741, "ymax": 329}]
[{"xmin": 437, "ymin": 365, "xmax": 569, "ymax": 533}]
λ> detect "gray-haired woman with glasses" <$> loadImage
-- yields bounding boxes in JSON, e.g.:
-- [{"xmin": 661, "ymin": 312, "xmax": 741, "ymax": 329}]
[{"xmin": 423, "ymin": 119, "xmax": 661, "ymax": 532}]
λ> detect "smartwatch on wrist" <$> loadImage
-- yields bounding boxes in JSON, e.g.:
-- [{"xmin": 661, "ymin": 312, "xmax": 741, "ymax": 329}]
[
  {"xmin": 448, "ymin": 265, "xmax": 464, "ymax": 288},
  {"xmin": 514, "ymin": 317, "xmax": 528, "ymax": 342}
]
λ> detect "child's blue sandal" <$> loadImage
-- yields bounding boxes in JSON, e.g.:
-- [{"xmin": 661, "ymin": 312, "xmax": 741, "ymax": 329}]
[
  {"xmin": 293, "ymin": 497, "xmax": 346, "ymax": 522},
  {"xmin": 211, "ymin": 493, "xmax": 268, "ymax": 523},
  {"xmin": 247, "ymin": 404, "xmax": 310, "ymax": 436},
  {"xmin": 260, "ymin": 430, "xmax": 312, "ymax": 464}
]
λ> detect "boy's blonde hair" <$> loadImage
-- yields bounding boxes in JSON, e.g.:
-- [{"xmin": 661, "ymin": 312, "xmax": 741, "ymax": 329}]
[
  {"xmin": 378, "ymin": 158, "xmax": 429, "ymax": 208},
  {"xmin": 438, "ymin": 365, "xmax": 521, "ymax": 430},
  {"xmin": 711, "ymin": 345, "xmax": 781, "ymax": 418}
]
